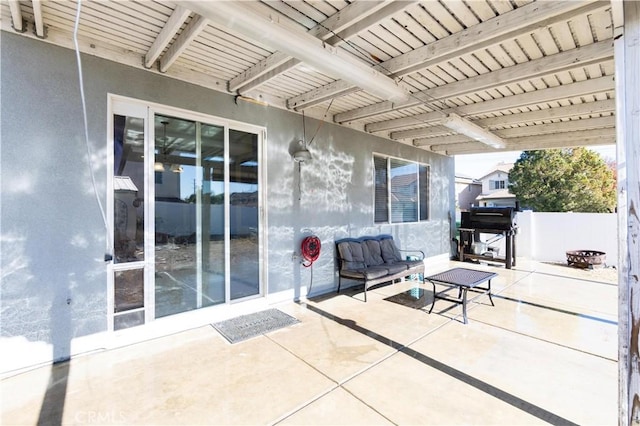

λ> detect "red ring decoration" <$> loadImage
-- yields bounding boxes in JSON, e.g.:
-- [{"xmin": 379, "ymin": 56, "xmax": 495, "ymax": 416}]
[{"xmin": 301, "ymin": 236, "xmax": 321, "ymax": 267}]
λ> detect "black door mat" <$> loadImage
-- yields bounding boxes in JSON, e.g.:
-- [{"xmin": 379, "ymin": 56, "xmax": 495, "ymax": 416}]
[{"xmin": 212, "ymin": 309, "xmax": 300, "ymax": 344}]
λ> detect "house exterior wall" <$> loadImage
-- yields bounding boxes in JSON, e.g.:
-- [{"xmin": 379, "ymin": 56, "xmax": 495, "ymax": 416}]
[
  {"xmin": 480, "ymin": 170, "xmax": 510, "ymax": 193},
  {"xmin": 455, "ymin": 180, "xmax": 482, "ymax": 211},
  {"xmin": 0, "ymin": 34, "xmax": 454, "ymax": 371}
]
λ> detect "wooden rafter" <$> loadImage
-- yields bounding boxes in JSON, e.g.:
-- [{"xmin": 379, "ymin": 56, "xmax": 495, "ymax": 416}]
[
  {"xmin": 229, "ymin": 0, "xmax": 413, "ymax": 94},
  {"xmin": 8, "ymin": 0, "xmax": 24, "ymax": 32},
  {"xmin": 31, "ymin": 0, "xmax": 45, "ymax": 38},
  {"xmin": 432, "ymin": 128, "xmax": 616, "ymax": 154},
  {"xmin": 159, "ymin": 14, "xmax": 209, "ymax": 73},
  {"xmin": 145, "ymin": 5, "xmax": 191, "ymax": 69},
  {"xmin": 335, "ymin": 39, "xmax": 613, "ymax": 123},
  {"xmin": 290, "ymin": 0, "xmax": 608, "ymax": 113},
  {"xmin": 365, "ymin": 76, "xmax": 614, "ymax": 133},
  {"xmin": 397, "ymin": 114, "xmax": 615, "ymax": 142}
]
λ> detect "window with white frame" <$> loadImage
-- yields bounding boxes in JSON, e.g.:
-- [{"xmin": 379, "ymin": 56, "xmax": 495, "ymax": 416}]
[
  {"xmin": 491, "ymin": 180, "xmax": 506, "ymax": 190},
  {"xmin": 374, "ymin": 155, "xmax": 429, "ymax": 223}
]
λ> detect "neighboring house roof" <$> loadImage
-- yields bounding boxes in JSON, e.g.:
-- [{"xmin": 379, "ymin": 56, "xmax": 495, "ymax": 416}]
[
  {"xmin": 391, "ymin": 174, "xmax": 418, "ymax": 187},
  {"xmin": 476, "ymin": 189, "xmax": 516, "ymax": 201},
  {"xmin": 477, "ymin": 162, "xmax": 514, "ymax": 181},
  {"xmin": 455, "ymin": 174, "xmax": 481, "ymax": 185},
  {"xmin": 114, "ymin": 176, "xmax": 138, "ymax": 192}
]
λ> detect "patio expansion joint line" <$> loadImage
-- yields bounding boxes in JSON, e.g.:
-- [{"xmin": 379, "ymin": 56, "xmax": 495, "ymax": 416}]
[
  {"xmin": 298, "ymin": 303, "xmax": 580, "ymax": 426},
  {"xmin": 472, "ymin": 317, "xmax": 618, "ymax": 363},
  {"xmin": 264, "ymin": 333, "xmax": 397, "ymax": 426},
  {"xmin": 529, "ymin": 268, "xmax": 618, "ymax": 287},
  {"xmin": 266, "ymin": 297, "xmax": 454, "ymax": 426},
  {"xmin": 493, "ymin": 294, "xmax": 618, "ymax": 326}
]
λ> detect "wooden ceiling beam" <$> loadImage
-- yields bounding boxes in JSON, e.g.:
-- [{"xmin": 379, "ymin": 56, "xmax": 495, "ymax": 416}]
[
  {"xmin": 144, "ymin": 5, "xmax": 191, "ymax": 69},
  {"xmin": 293, "ymin": 0, "xmax": 607, "ymax": 112},
  {"xmin": 365, "ymin": 75, "xmax": 615, "ymax": 133},
  {"xmin": 184, "ymin": 0, "xmax": 410, "ymax": 102},
  {"xmin": 403, "ymin": 114, "xmax": 615, "ymax": 142},
  {"xmin": 8, "ymin": 0, "xmax": 24, "ymax": 33},
  {"xmin": 380, "ymin": 1, "xmax": 607, "ymax": 77},
  {"xmin": 413, "ymin": 134, "xmax": 473, "ymax": 147},
  {"xmin": 335, "ymin": 39, "xmax": 613, "ymax": 123},
  {"xmin": 159, "ymin": 14, "xmax": 209, "ymax": 73},
  {"xmin": 493, "ymin": 116, "xmax": 616, "ymax": 139},
  {"xmin": 31, "ymin": 0, "xmax": 45, "ymax": 38},
  {"xmin": 288, "ymin": 81, "xmax": 357, "ymax": 110},
  {"xmin": 393, "ymin": 100, "xmax": 617, "ymax": 142},
  {"xmin": 477, "ymin": 99, "xmax": 616, "ymax": 128},
  {"xmin": 230, "ymin": 0, "xmax": 409, "ymax": 94},
  {"xmin": 391, "ymin": 125, "xmax": 450, "ymax": 141},
  {"xmin": 440, "ymin": 135, "xmax": 616, "ymax": 155},
  {"xmin": 431, "ymin": 128, "xmax": 616, "ymax": 154}
]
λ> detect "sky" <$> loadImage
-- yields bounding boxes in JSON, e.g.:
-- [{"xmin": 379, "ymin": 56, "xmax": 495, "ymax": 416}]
[{"xmin": 454, "ymin": 144, "xmax": 617, "ymax": 179}]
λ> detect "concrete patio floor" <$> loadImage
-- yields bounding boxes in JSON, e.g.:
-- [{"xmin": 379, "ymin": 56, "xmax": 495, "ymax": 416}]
[{"xmin": 1, "ymin": 260, "xmax": 618, "ymax": 425}]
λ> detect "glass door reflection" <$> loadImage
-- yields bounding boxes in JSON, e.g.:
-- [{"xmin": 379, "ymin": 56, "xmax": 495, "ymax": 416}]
[
  {"xmin": 153, "ymin": 115, "xmax": 260, "ymax": 317},
  {"xmin": 229, "ymin": 129, "xmax": 259, "ymax": 300},
  {"xmin": 154, "ymin": 116, "xmax": 226, "ymax": 318}
]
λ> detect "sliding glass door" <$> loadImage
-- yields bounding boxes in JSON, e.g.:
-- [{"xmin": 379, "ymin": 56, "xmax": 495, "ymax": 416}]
[
  {"xmin": 152, "ymin": 114, "xmax": 262, "ymax": 318},
  {"xmin": 109, "ymin": 97, "xmax": 263, "ymax": 330}
]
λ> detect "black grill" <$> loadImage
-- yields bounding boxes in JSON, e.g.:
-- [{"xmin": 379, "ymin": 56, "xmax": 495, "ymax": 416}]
[{"xmin": 463, "ymin": 207, "xmax": 517, "ymax": 232}]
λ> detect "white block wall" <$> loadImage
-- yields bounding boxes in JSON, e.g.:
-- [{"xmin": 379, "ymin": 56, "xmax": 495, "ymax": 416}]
[{"xmin": 516, "ymin": 211, "xmax": 618, "ymax": 267}]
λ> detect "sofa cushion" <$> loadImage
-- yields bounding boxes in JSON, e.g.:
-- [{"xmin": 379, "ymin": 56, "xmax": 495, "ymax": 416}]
[
  {"xmin": 362, "ymin": 239, "xmax": 385, "ymax": 266},
  {"xmin": 394, "ymin": 259, "xmax": 424, "ymax": 270},
  {"xmin": 340, "ymin": 266, "xmax": 390, "ymax": 280},
  {"xmin": 384, "ymin": 263, "xmax": 409, "ymax": 275},
  {"xmin": 337, "ymin": 240, "xmax": 365, "ymax": 270},
  {"xmin": 379, "ymin": 236, "xmax": 403, "ymax": 263}
]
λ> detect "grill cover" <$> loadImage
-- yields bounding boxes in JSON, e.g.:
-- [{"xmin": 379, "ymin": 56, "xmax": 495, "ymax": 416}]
[{"xmin": 467, "ymin": 207, "xmax": 517, "ymax": 231}]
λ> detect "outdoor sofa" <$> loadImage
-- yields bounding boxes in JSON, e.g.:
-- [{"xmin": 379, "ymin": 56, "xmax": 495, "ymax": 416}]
[{"xmin": 336, "ymin": 235, "xmax": 425, "ymax": 301}]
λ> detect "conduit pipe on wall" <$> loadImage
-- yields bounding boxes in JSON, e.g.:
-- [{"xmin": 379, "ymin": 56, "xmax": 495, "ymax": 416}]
[{"xmin": 182, "ymin": 1, "xmax": 411, "ymax": 103}]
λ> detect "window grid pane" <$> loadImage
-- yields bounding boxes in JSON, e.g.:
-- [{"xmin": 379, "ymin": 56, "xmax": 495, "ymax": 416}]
[
  {"xmin": 374, "ymin": 156, "xmax": 388, "ymax": 223},
  {"xmin": 390, "ymin": 159, "xmax": 417, "ymax": 223},
  {"xmin": 419, "ymin": 165, "xmax": 429, "ymax": 221}
]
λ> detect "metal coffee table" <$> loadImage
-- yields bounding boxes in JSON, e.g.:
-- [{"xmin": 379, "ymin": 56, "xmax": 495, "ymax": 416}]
[{"xmin": 426, "ymin": 267, "xmax": 497, "ymax": 324}]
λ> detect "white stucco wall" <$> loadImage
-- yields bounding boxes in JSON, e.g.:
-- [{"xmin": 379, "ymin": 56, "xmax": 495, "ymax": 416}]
[
  {"xmin": 0, "ymin": 33, "xmax": 455, "ymax": 372},
  {"xmin": 516, "ymin": 211, "xmax": 618, "ymax": 267}
]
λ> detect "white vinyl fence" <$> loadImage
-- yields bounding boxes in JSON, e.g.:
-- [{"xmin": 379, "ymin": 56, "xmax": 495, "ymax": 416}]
[{"xmin": 515, "ymin": 211, "xmax": 618, "ymax": 267}]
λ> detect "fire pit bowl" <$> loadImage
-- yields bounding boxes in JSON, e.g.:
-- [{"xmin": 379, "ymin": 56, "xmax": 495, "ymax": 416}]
[{"xmin": 566, "ymin": 250, "xmax": 606, "ymax": 269}]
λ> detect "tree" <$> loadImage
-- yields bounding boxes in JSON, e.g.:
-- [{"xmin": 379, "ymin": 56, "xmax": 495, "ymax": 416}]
[{"xmin": 508, "ymin": 148, "xmax": 616, "ymax": 212}]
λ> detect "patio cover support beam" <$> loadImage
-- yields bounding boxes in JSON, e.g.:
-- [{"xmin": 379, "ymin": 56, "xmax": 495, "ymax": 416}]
[
  {"xmin": 365, "ymin": 75, "xmax": 615, "ymax": 133},
  {"xmin": 432, "ymin": 128, "xmax": 616, "ymax": 154},
  {"xmin": 402, "ymin": 115, "xmax": 616, "ymax": 142},
  {"xmin": 335, "ymin": 38, "xmax": 613, "ymax": 123},
  {"xmin": 145, "ymin": 5, "xmax": 191, "ymax": 69},
  {"xmin": 616, "ymin": 2, "xmax": 640, "ymax": 425},
  {"xmin": 232, "ymin": 0, "xmax": 411, "ymax": 94},
  {"xmin": 183, "ymin": 1, "xmax": 411, "ymax": 103},
  {"xmin": 291, "ymin": 0, "xmax": 605, "ymax": 112},
  {"xmin": 8, "ymin": 0, "xmax": 24, "ymax": 33},
  {"xmin": 393, "ymin": 100, "xmax": 616, "ymax": 142},
  {"xmin": 476, "ymin": 99, "xmax": 616, "ymax": 129},
  {"xmin": 438, "ymin": 134, "xmax": 615, "ymax": 155},
  {"xmin": 159, "ymin": 14, "xmax": 209, "ymax": 73},
  {"xmin": 413, "ymin": 135, "xmax": 472, "ymax": 147},
  {"xmin": 31, "ymin": 0, "xmax": 45, "ymax": 38}
]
